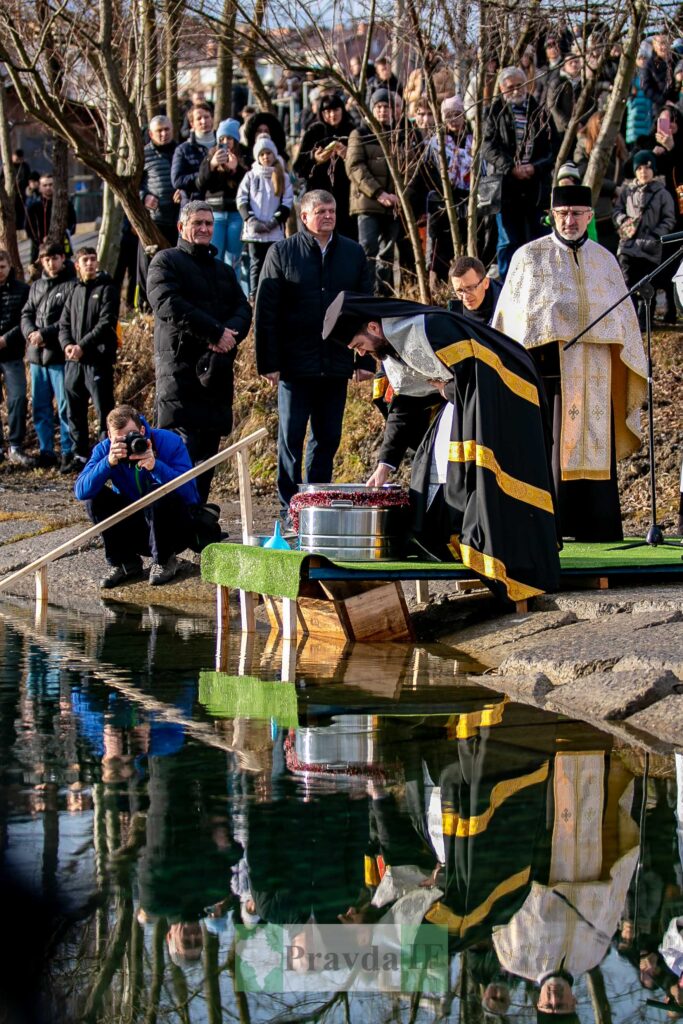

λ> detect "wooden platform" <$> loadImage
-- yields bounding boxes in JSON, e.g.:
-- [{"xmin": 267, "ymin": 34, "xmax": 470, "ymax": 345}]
[{"xmin": 203, "ymin": 538, "xmax": 683, "ymax": 659}]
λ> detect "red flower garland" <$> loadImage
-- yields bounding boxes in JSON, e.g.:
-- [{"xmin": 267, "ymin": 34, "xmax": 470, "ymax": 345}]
[{"xmin": 289, "ymin": 487, "xmax": 410, "ymax": 533}]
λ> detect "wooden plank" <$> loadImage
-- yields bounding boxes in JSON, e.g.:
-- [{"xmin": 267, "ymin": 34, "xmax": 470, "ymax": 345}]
[
  {"xmin": 454, "ymin": 579, "xmax": 486, "ymax": 593},
  {"xmin": 514, "ymin": 600, "xmax": 529, "ymax": 614},
  {"xmin": 344, "ymin": 582, "xmax": 414, "ymax": 642},
  {"xmin": 35, "ymin": 566, "xmax": 48, "ymax": 604},
  {"xmin": 415, "ymin": 579, "xmax": 430, "ymax": 604},
  {"xmin": 239, "ymin": 590, "xmax": 257, "ymax": 633},
  {"xmin": 215, "ymin": 585, "xmax": 230, "ymax": 670},
  {"xmin": 297, "ymin": 597, "xmax": 352, "ymax": 640},
  {"xmin": 0, "ymin": 427, "xmax": 268, "ymax": 594},
  {"xmin": 281, "ymin": 597, "xmax": 298, "ymax": 641},
  {"xmin": 235, "ymin": 448, "xmax": 255, "ymax": 544}
]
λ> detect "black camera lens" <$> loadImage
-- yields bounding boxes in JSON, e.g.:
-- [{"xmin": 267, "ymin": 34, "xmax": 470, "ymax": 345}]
[{"xmin": 125, "ymin": 431, "xmax": 148, "ymax": 456}]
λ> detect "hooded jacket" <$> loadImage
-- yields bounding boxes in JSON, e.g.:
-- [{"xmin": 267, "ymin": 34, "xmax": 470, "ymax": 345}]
[
  {"xmin": 74, "ymin": 414, "xmax": 200, "ymax": 506},
  {"xmin": 237, "ymin": 140, "xmax": 294, "ymax": 243},
  {"xmin": 22, "ymin": 261, "xmax": 77, "ymax": 366},
  {"xmin": 171, "ymin": 132, "xmax": 215, "ymax": 207}
]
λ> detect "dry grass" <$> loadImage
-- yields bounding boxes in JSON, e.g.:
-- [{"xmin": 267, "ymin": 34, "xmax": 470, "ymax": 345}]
[{"xmin": 113, "ymin": 315, "xmax": 682, "ymax": 531}]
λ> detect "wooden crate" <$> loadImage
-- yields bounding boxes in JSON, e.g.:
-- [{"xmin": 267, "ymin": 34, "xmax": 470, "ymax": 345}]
[{"xmin": 267, "ymin": 580, "xmax": 414, "ymax": 642}]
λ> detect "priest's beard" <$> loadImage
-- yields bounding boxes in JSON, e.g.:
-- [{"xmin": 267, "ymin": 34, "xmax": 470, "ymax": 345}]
[{"xmin": 553, "ymin": 225, "xmax": 588, "ymax": 251}]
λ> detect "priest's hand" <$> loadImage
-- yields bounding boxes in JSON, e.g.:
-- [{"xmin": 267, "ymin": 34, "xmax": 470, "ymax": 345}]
[
  {"xmin": 263, "ymin": 371, "xmax": 280, "ymax": 386},
  {"xmin": 367, "ymin": 464, "xmax": 391, "ymax": 487},
  {"xmin": 429, "ymin": 378, "xmax": 448, "ymax": 397},
  {"xmin": 353, "ymin": 368, "xmax": 374, "ymax": 382}
]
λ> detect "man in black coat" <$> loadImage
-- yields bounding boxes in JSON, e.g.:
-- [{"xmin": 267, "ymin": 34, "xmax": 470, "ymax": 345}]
[
  {"xmin": 482, "ymin": 66, "xmax": 554, "ymax": 279},
  {"xmin": 21, "ymin": 242, "xmax": 76, "ymax": 469},
  {"xmin": 25, "ymin": 174, "xmax": 77, "ymax": 265},
  {"xmin": 0, "ymin": 250, "xmax": 30, "ymax": 466},
  {"xmin": 147, "ymin": 200, "xmax": 252, "ymax": 503},
  {"xmin": 254, "ymin": 189, "xmax": 374, "ymax": 516},
  {"xmin": 58, "ymin": 247, "xmax": 120, "ymax": 470}
]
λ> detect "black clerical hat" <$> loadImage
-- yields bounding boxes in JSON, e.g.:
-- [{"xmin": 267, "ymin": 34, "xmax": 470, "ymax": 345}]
[
  {"xmin": 322, "ymin": 291, "xmax": 433, "ymax": 346},
  {"xmin": 551, "ymin": 184, "xmax": 592, "ymax": 207}
]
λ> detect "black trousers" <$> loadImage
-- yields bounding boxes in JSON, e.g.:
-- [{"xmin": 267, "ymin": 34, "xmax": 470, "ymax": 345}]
[
  {"xmin": 64, "ymin": 361, "xmax": 115, "ymax": 458},
  {"xmin": 85, "ymin": 486, "xmax": 194, "ymax": 565},
  {"xmin": 276, "ymin": 377, "xmax": 348, "ymax": 509},
  {"xmin": 172, "ymin": 425, "xmax": 223, "ymax": 504}
]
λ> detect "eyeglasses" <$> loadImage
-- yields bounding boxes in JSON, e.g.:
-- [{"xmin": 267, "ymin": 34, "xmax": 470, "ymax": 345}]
[
  {"xmin": 553, "ymin": 207, "xmax": 592, "ymax": 220},
  {"xmin": 453, "ymin": 278, "xmax": 485, "ymax": 297}
]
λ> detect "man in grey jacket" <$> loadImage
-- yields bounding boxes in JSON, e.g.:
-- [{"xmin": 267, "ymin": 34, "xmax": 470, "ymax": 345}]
[{"xmin": 138, "ymin": 116, "xmax": 180, "ymax": 307}]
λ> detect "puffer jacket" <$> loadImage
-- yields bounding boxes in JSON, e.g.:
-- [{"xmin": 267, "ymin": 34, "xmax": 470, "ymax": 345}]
[
  {"xmin": 237, "ymin": 162, "xmax": 294, "ymax": 243},
  {"xmin": 0, "ymin": 271, "xmax": 29, "ymax": 363},
  {"xmin": 345, "ymin": 125, "xmax": 397, "ymax": 216},
  {"xmin": 614, "ymin": 177, "xmax": 676, "ymax": 264},
  {"xmin": 58, "ymin": 271, "xmax": 119, "ymax": 365},
  {"xmin": 22, "ymin": 262, "xmax": 77, "ymax": 366},
  {"xmin": 140, "ymin": 140, "xmax": 178, "ymax": 226}
]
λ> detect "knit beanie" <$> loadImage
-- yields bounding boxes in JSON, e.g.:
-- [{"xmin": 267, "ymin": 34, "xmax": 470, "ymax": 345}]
[
  {"xmin": 254, "ymin": 136, "xmax": 278, "ymax": 160},
  {"xmin": 370, "ymin": 88, "xmax": 391, "ymax": 109},
  {"xmin": 217, "ymin": 118, "xmax": 241, "ymax": 143},
  {"xmin": 633, "ymin": 149, "xmax": 657, "ymax": 171}
]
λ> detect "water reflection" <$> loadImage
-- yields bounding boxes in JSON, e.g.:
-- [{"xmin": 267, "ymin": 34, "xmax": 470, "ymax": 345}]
[{"xmin": 0, "ymin": 604, "xmax": 681, "ymax": 1022}]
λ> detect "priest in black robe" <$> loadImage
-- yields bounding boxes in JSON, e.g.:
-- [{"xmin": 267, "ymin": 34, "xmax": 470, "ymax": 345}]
[{"xmin": 322, "ymin": 292, "xmax": 561, "ymax": 605}]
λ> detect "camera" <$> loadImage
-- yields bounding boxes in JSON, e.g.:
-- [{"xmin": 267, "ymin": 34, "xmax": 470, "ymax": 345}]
[{"xmin": 125, "ymin": 430, "xmax": 148, "ymax": 457}]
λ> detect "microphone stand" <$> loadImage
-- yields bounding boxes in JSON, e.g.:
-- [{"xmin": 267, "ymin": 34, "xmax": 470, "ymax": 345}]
[{"xmin": 564, "ymin": 241, "xmax": 683, "ymax": 549}]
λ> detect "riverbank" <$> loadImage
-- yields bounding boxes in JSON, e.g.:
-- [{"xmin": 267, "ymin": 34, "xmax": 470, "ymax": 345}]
[{"xmin": 0, "ymin": 316, "xmax": 681, "ymax": 752}]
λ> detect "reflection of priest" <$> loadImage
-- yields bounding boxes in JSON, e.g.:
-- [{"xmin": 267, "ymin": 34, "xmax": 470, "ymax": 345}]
[
  {"xmin": 323, "ymin": 292, "xmax": 560, "ymax": 604},
  {"xmin": 492, "ymin": 752, "xmax": 639, "ymax": 986},
  {"xmin": 493, "ymin": 184, "xmax": 647, "ymax": 541}
]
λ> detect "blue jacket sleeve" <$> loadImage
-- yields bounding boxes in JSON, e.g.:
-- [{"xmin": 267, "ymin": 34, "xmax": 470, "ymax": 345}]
[
  {"xmin": 74, "ymin": 442, "xmax": 113, "ymax": 500},
  {"xmin": 148, "ymin": 431, "xmax": 200, "ymax": 505}
]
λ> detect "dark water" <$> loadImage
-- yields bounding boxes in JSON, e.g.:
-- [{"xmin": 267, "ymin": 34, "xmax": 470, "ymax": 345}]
[{"xmin": 0, "ymin": 602, "xmax": 681, "ymax": 1024}]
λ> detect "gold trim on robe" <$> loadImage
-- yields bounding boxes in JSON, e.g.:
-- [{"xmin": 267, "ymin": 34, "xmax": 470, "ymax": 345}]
[{"xmin": 449, "ymin": 440, "xmax": 555, "ymax": 512}]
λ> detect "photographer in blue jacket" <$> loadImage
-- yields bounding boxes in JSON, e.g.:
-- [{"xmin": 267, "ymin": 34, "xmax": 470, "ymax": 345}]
[{"xmin": 75, "ymin": 404, "xmax": 201, "ymax": 589}]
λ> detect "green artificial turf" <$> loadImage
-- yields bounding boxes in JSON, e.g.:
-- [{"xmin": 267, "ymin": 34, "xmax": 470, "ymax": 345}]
[
  {"xmin": 201, "ymin": 538, "xmax": 683, "ymax": 597},
  {"xmin": 198, "ymin": 672, "xmax": 298, "ymax": 726}
]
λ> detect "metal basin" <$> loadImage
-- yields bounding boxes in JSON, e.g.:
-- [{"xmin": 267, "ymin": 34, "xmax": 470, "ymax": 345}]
[{"xmin": 298, "ymin": 503, "xmax": 409, "ymax": 561}]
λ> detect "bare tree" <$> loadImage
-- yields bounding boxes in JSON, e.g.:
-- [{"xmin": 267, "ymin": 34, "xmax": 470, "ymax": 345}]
[
  {"xmin": 0, "ymin": 0, "xmax": 173, "ymax": 250},
  {"xmin": 0, "ymin": 82, "xmax": 21, "ymax": 272}
]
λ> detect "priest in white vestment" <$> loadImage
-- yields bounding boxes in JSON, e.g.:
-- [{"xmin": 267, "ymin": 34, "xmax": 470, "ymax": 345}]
[{"xmin": 493, "ymin": 184, "xmax": 647, "ymax": 541}]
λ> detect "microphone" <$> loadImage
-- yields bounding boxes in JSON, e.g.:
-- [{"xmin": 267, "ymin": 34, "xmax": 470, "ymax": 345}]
[{"xmin": 660, "ymin": 230, "xmax": 683, "ymax": 243}]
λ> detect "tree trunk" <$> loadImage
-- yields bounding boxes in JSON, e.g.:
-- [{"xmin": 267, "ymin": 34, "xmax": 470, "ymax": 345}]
[
  {"xmin": 240, "ymin": 0, "xmax": 274, "ymax": 113},
  {"xmin": 583, "ymin": 1, "xmax": 648, "ymax": 202},
  {"xmin": 214, "ymin": 0, "xmax": 237, "ymax": 120},
  {"xmin": 164, "ymin": 0, "xmax": 183, "ymax": 135},
  {"xmin": 0, "ymin": 83, "xmax": 21, "ymax": 273},
  {"xmin": 46, "ymin": 136, "xmax": 70, "ymax": 248},
  {"xmin": 98, "ymin": 183, "xmax": 124, "ymax": 276},
  {"xmin": 142, "ymin": 0, "xmax": 161, "ymax": 123}
]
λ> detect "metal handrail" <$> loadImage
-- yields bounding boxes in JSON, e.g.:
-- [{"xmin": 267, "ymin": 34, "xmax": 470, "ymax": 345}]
[{"xmin": 0, "ymin": 427, "xmax": 267, "ymax": 599}]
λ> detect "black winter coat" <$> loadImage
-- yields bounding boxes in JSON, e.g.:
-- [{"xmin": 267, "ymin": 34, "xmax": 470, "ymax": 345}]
[
  {"xmin": 293, "ymin": 115, "xmax": 355, "ymax": 235},
  {"xmin": 171, "ymin": 134, "xmax": 212, "ymax": 206},
  {"xmin": 147, "ymin": 239, "xmax": 252, "ymax": 432},
  {"xmin": 643, "ymin": 55, "xmax": 678, "ymax": 109},
  {"xmin": 22, "ymin": 263, "xmax": 77, "ymax": 366},
  {"xmin": 197, "ymin": 146, "xmax": 248, "ymax": 212},
  {"xmin": 0, "ymin": 272, "xmax": 29, "ymax": 363},
  {"xmin": 254, "ymin": 228, "xmax": 373, "ymax": 379},
  {"xmin": 25, "ymin": 198, "xmax": 77, "ymax": 261},
  {"xmin": 58, "ymin": 272, "xmax": 119, "ymax": 365},
  {"xmin": 482, "ymin": 96, "xmax": 555, "ymax": 206}
]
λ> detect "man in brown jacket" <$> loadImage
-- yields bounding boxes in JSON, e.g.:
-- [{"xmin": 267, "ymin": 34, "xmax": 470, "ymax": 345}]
[{"xmin": 345, "ymin": 89, "xmax": 402, "ymax": 296}]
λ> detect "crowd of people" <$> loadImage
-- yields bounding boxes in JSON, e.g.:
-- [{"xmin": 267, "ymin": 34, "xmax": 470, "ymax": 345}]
[{"xmin": 2, "ymin": 23, "xmax": 683, "ymax": 590}]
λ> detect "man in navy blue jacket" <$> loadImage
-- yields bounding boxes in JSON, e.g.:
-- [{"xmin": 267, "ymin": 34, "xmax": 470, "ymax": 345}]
[{"xmin": 75, "ymin": 404, "xmax": 201, "ymax": 588}]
